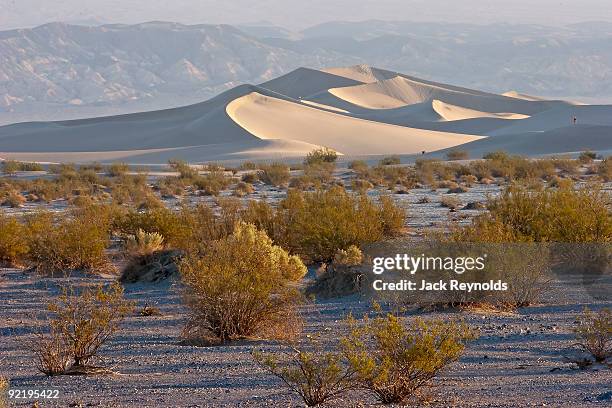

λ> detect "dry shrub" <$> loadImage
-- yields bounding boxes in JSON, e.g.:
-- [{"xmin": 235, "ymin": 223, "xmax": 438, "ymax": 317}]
[
  {"xmin": 106, "ymin": 162, "xmax": 129, "ymax": 177},
  {"xmin": 168, "ymin": 159, "xmax": 199, "ymax": 179},
  {"xmin": 599, "ymin": 157, "xmax": 612, "ymax": 182},
  {"xmin": 0, "ymin": 213, "xmax": 28, "ymax": 267},
  {"xmin": 349, "ymin": 160, "xmax": 369, "ymax": 174},
  {"xmin": 579, "ymin": 150, "xmax": 598, "ymax": 164},
  {"xmin": 116, "ymin": 207, "xmax": 188, "ymax": 250},
  {"xmin": 351, "ymin": 179, "xmax": 373, "ymax": 193},
  {"xmin": 233, "ymin": 181, "xmax": 254, "ymax": 197},
  {"xmin": 342, "ymin": 314, "xmax": 476, "ymax": 404},
  {"xmin": 379, "ymin": 156, "xmax": 401, "ymax": 166},
  {"xmin": 2, "ymin": 191, "xmax": 25, "ymax": 208},
  {"xmin": 0, "ymin": 376, "xmax": 7, "ymax": 408},
  {"xmin": 253, "ymin": 337, "xmax": 357, "ymax": 407},
  {"xmin": 124, "ymin": 229, "xmax": 164, "ymax": 258},
  {"xmin": 446, "ymin": 150, "xmax": 469, "ymax": 161},
  {"xmin": 303, "ymin": 162, "xmax": 336, "ymax": 184},
  {"xmin": 440, "ymin": 196, "xmax": 461, "ymax": 210},
  {"xmin": 2, "ymin": 160, "xmax": 43, "ymax": 174},
  {"xmin": 193, "ymin": 169, "xmax": 231, "ymax": 196},
  {"xmin": 306, "ymin": 246, "xmax": 365, "ymax": 298},
  {"xmin": 29, "ymin": 283, "xmax": 134, "ymax": 375},
  {"xmin": 241, "ymin": 172, "xmax": 259, "ymax": 184},
  {"xmin": 180, "ymin": 223, "xmax": 307, "ymax": 344},
  {"xmin": 259, "ymin": 162, "xmax": 290, "ymax": 187},
  {"xmin": 574, "ymin": 308, "xmax": 611, "ymax": 363}
]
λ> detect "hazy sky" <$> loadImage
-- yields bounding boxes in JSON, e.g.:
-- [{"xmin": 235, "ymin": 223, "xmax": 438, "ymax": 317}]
[{"xmin": 1, "ymin": 0, "xmax": 612, "ymax": 30}]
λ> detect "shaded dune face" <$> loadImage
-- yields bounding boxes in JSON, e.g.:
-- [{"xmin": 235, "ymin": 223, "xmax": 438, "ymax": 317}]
[{"xmin": 0, "ymin": 64, "xmax": 611, "ymax": 164}]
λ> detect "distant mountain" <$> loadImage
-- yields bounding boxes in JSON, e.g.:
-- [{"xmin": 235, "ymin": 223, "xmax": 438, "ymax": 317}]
[{"xmin": 1, "ymin": 21, "xmax": 612, "ymax": 125}]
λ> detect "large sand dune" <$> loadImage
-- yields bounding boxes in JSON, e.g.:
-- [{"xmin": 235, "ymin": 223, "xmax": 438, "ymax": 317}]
[{"xmin": 1, "ymin": 64, "xmax": 612, "ymax": 164}]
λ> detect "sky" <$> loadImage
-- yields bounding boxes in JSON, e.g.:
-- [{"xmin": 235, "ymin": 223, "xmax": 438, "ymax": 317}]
[{"xmin": 1, "ymin": 0, "xmax": 612, "ymax": 30}]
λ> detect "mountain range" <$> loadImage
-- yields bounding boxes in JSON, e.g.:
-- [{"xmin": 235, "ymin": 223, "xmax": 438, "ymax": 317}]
[{"xmin": 2, "ymin": 20, "xmax": 612, "ymax": 125}]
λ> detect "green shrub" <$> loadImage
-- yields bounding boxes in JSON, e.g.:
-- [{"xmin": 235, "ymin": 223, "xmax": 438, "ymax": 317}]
[
  {"xmin": 574, "ymin": 308, "xmax": 611, "ymax": 363},
  {"xmin": 253, "ymin": 337, "xmax": 357, "ymax": 406},
  {"xmin": 0, "ymin": 213, "xmax": 28, "ymax": 267},
  {"xmin": 304, "ymin": 147, "xmax": 338, "ymax": 166},
  {"xmin": 259, "ymin": 163, "xmax": 290, "ymax": 187},
  {"xmin": 342, "ymin": 314, "xmax": 476, "ymax": 404},
  {"xmin": 28, "ymin": 283, "xmax": 134, "ymax": 375},
  {"xmin": 277, "ymin": 187, "xmax": 405, "ymax": 262},
  {"xmin": 180, "ymin": 223, "xmax": 307, "ymax": 344},
  {"xmin": 25, "ymin": 208, "xmax": 113, "ymax": 274},
  {"xmin": 460, "ymin": 184, "xmax": 612, "ymax": 242}
]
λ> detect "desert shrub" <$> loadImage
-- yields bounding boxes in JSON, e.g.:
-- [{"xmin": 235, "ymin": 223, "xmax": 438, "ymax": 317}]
[
  {"xmin": 289, "ymin": 175, "xmax": 317, "ymax": 190},
  {"xmin": 253, "ymin": 337, "xmax": 357, "ymax": 406},
  {"xmin": 25, "ymin": 209, "xmax": 113, "ymax": 274},
  {"xmin": 168, "ymin": 159, "xmax": 199, "ymax": 179},
  {"xmin": 240, "ymin": 161, "xmax": 258, "ymax": 171},
  {"xmin": 106, "ymin": 162, "xmax": 129, "ymax": 177},
  {"xmin": 379, "ymin": 156, "xmax": 401, "ymax": 166},
  {"xmin": 473, "ymin": 184, "xmax": 611, "ymax": 242},
  {"xmin": 304, "ymin": 147, "xmax": 338, "ymax": 166},
  {"xmin": 259, "ymin": 162, "xmax": 290, "ymax": 187},
  {"xmin": 233, "ymin": 181, "xmax": 254, "ymax": 197},
  {"xmin": 0, "ymin": 376, "xmax": 7, "ymax": 408},
  {"xmin": 192, "ymin": 170, "xmax": 231, "ymax": 196},
  {"xmin": 303, "ymin": 162, "xmax": 336, "ymax": 185},
  {"xmin": 29, "ymin": 283, "xmax": 134, "ymax": 375},
  {"xmin": 579, "ymin": 150, "xmax": 598, "ymax": 164},
  {"xmin": 116, "ymin": 207, "xmax": 188, "ymax": 249},
  {"xmin": 124, "ymin": 229, "xmax": 164, "ymax": 258},
  {"xmin": 342, "ymin": 314, "xmax": 476, "ymax": 404},
  {"xmin": 446, "ymin": 150, "xmax": 469, "ymax": 161},
  {"xmin": 574, "ymin": 308, "xmax": 611, "ymax": 363},
  {"xmin": 599, "ymin": 157, "xmax": 612, "ymax": 182},
  {"xmin": 277, "ymin": 187, "xmax": 405, "ymax": 262},
  {"xmin": 440, "ymin": 196, "xmax": 461, "ymax": 210},
  {"xmin": 333, "ymin": 245, "xmax": 363, "ymax": 266},
  {"xmin": 348, "ymin": 160, "xmax": 369, "ymax": 174},
  {"xmin": 1, "ymin": 160, "xmax": 43, "ymax": 174},
  {"xmin": 351, "ymin": 179, "xmax": 374, "ymax": 193},
  {"xmin": 2, "ymin": 191, "xmax": 25, "ymax": 208},
  {"xmin": 241, "ymin": 172, "xmax": 259, "ymax": 183},
  {"xmin": 483, "ymin": 151, "xmax": 509, "ymax": 161},
  {"xmin": 180, "ymin": 223, "xmax": 307, "ymax": 344},
  {"xmin": 551, "ymin": 157, "xmax": 579, "ymax": 176},
  {"xmin": 0, "ymin": 213, "xmax": 28, "ymax": 267},
  {"xmin": 156, "ymin": 176, "xmax": 185, "ymax": 198},
  {"xmin": 378, "ymin": 195, "xmax": 405, "ymax": 236}
]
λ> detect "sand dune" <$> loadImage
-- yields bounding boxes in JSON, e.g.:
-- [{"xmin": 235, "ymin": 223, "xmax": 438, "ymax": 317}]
[
  {"xmin": 226, "ymin": 92, "xmax": 483, "ymax": 155},
  {"xmin": 1, "ymin": 64, "xmax": 611, "ymax": 164},
  {"xmin": 432, "ymin": 100, "xmax": 529, "ymax": 121}
]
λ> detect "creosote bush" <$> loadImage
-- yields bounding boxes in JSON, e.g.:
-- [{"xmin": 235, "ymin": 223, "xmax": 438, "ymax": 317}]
[
  {"xmin": 304, "ymin": 147, "xmax": 338, "ymax": 166},
  {"xmin": 2, "ymin": 160, "xmax": 43, "ymax": 174},
  {"xmin": 574, "ymin": 308, "xmax": 611, "ymax": 363},
  {"xmin": 259, "ymin": 162, "xmax": 291, "ymax": 187},
  {"xmin": 29, "ymin": 283, "xmax": 134, "ymax": 375},
  {"xmin": 453, "ymin": 183, "xmax": 611, "ymax": 243},
  {"xmin": 253, "ymin": 337, "xmax": 358, "ymax": 407},
  {"xmin": 446, "ymin": 150, "xmax": 469, "ymax": 161},
  {"xmin": 0, "ymin": 213, "xmax": 28, "ymax": 267},
  {"xmin": 342, "ymin": 314, "xmax": 476, "ymax": 404},
  {"xmin": 180, "ymin": 223, "xmax": 307, "ymax": 344}
]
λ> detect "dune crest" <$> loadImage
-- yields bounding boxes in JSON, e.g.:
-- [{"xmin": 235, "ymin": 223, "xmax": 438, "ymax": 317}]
[
  {"xmin": 226, "ymin": 91, "xmax": 483, "ymax": 155},
  {"xmin": 432, "ymin": 100, "xmax": 530, "ymax": 121}
]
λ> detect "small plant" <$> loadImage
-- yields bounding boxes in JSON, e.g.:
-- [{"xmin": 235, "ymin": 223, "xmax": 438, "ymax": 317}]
[
  {"xmin": 574, "ymin": 308, "xmax": 611, "ymax": 363},
  {"xmin": 241, "ymin": 172, "xmax": 258, "ymax": 183},
  {"xmin": 0, "ymin": 213, "xmax": 28, "ymax": 267},
  {"xmin": 29, "ymin": 283, "xmax": 134, "ymax": 375},
  {"xmin": 139, "ymin": 303, "xmax": 162, "ymax": 317},
  {"xmin": 2, "ymin": 160, "xmax": 43, "ymax": 174},
  {"xmin": 180, "ymin": 223, "xmax": 307, "ymax": 344},
  {"xmin": 168, "ymin": 159, "xmax": 199, "ymax": 179},
  {"xmin": 348, "ymin": 160, "xmax": 369, "ymax": 174},
  {"xmin": 304, "ymin": 147, "xmax": 338, "ymax": 166},
  {"xmin": 333, "ymin": 245, "xmax": 363, "ymax": 266},
  {"xmin": 253, "ymin": 337, "xmax": 358, "ymax": 407},
  {"xmin": 599, "ymin": 157, "xmax": 612, "ymax": 182},
  {"xmin": 233, "ymin": 181, "xmax": 254, "ymax": 197},
  {"xmin": 446, "ymin": 150, "xmax": 469, "ymax": 161},
  {"xmin": 342, "ymin": 314, "xmax": 476, "ymax": 404},
  {"xmin": 579, "ymin": 150, "xmax": 598, "ymax": 164},
  {"xmin": 106, "ymin": 162, "xmax": 130, "ymax": 177},
  {"xmin": 124, "ymin": 229, "xmax": 165, "ymax": 258},
  {"xmin": 259, "ymin": 162, "xmax": 290, "ymax": 187},
  {"xmin": 379, "ymin": 156, "xmax": 400, "ymax": 166},
  {"xmin": 440, "ymin": 195, "xmax": 461, "ymax": 210},
  {"xmin": 2, "ymin": 191, "xmax": 26, "ymax": 208}
]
